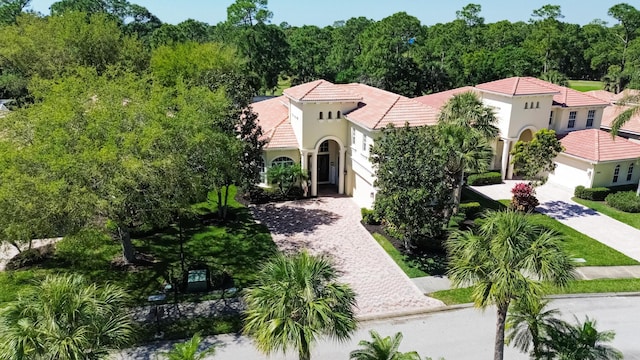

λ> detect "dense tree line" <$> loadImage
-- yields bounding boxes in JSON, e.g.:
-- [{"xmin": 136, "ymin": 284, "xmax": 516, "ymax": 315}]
[{"xmin": 3, "ymin": 0, "xmax": 640, "ymax": 100}]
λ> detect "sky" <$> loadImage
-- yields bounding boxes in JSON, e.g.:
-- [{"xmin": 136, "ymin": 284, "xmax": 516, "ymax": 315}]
[{"xmin": 27, "ymin": 0, "xmax": 627, "ymax": 27}]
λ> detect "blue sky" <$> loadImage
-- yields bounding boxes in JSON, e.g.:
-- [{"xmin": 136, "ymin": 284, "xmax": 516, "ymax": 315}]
[{"xmin": 27, "ymin": 0, "xmax": 625, "ymax": 26}]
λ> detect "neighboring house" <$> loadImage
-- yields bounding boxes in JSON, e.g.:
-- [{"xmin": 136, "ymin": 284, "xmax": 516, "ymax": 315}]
[
  {"xmin": 252, "ymin": 77, "xmax": 640, "ymax": 208},
  {"xmin": 590, "ymin": 89, "xmax": 640, "ymax": 143}
]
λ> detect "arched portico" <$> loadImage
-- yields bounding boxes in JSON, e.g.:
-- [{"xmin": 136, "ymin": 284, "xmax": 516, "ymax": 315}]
[{"xmin": 310, "ymin": 136, "xmax": 345, "ymax": 196}]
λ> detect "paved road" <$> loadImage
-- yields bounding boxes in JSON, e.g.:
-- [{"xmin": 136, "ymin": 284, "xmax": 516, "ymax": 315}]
[
  {"xmin": 472, "ymin": 180, "xmax": 640, "ymax": 262},
  {"xmin": 116, "ymin": 295, "xmax": 640, "ymax": 360},
  {"xmin": 248, "ymin": 196, "xmax": 443, "ymax": 318}
]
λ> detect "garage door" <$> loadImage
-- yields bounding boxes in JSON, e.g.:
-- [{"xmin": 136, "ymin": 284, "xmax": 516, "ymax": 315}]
[
  {"xmin": 548, "ymin": 161, "xmax": 591, "ymax": 189},
  {"xmin": 353, "ymin": 172, "xmax": 375, "ymax": 209}
]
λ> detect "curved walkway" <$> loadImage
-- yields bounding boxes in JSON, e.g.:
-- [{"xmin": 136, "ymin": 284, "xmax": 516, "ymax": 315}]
[
  {"xmin": 250, "ymin": 196, "xmax": 444, "ymax": 318},
  {"xmin": 471, "ymin": 180, "xmax": 640, "ymax": 262}
]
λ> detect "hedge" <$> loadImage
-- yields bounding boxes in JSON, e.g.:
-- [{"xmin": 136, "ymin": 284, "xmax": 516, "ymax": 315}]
[
  {"xmin": 605, "ymin": 191, "xmax": 640, "ymax": 213},
  {"xmin": 458, "ymin": 202, "xmax": 482, "ymax": 219},
  {"xmin": 574, "ymin": 186, "xmax": 610, "ymax": 201},
  {"xmin": 467, "ymin": 172, "xmax": 502, "ymax": 186},
  {"xmin": 361, "ymin": 208, "xmax": 381, "ymax": 225}
]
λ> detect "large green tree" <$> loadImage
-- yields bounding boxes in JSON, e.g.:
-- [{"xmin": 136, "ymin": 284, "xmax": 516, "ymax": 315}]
[
  {"xmin": 244, "ymin": 251, "xmax": 357, "ymax": 360},
  {"xmin": 510, "ymin": 128, "xmax": 564, "ymax": 186},
  {"xmin": 0, "ymin": 274, "xmax": 134, "ymax": 359},
  {"xmin": 446, "ymin": 210, "xmax": 575, "ymax": 360}
]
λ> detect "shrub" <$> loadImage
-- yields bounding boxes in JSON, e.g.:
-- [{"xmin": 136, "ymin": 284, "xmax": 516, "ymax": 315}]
[
  {"xmin": 361, "ymin": 208, "xmax": 381, "ymax": 225},
  {"xmin": 509, "ymin": 182, "xmax": 539, "ymax": 212},
  {"xmin": 574, "ymin": 186, "xmax": 610, "ymax": 201},
  {"xmin": 608, "ymin": 184, "xmax": 638, "ymax": 194},
  {"xmin": 458, "ymin": 202, "xmax": 482, "ymax": 219},
  {"xmin": 605, "ymin": 191, "xmax": 640, "ymax": 213},
  {"xmin": 467, "ymin": 172, "xmax": 502, "ymax": 186}
]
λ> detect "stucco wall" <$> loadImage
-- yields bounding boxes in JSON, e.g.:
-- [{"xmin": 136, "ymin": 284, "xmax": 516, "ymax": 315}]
[
  {"xmin": 480, "ymin": 92, "xmax": 553, "ymax": 139},
  {"xmin": 289, "ymin": 100, "xmax": 356, "ymax": 150},
  {"xmin": 549, "ymin": 154, "xmax": 593, "ymax": 189},
  {"xmin": 553, "ymin": 107, "xmax": 604, "ymax": 134},
  {"xmin": 592, "ymin": 160, "xmax": 640, "ymax": 188},
  {"xmin": 346, "ymin": 122, "xmax": 379, "ymax": 208}
]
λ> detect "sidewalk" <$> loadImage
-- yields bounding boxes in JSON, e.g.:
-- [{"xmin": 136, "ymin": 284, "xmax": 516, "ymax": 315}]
[{"xmin": 471, "ymin": 180, "xmax": 640, "ymax": 262}]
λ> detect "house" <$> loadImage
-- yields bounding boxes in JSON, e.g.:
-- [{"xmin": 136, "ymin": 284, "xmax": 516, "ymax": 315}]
[
  {"xmin": 589, "ymin": 89, "xmax": 640, "ymax": 143},
  {"xmin": 252, "ymin": 77, "xmax": 640, "ymax": 208}
]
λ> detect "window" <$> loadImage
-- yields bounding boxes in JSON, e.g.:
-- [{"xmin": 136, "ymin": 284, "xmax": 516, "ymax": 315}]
[
  {"xmin": 530, "ymin": 102, "xmax": 534, "ymax": 109},
  {"xmin": 328, "ymin": 111, "xmax": 332, "ymax": 119},
  {"xmin": 549, "ymin": 111, "xmax": 554, "ymax": 125},
  {"xmin": 272, "ymin": 156, "xmax": 294, "ymax": 167},
  {"xmin": 524, "ymin": 102, "xmax": 528, "ymax": 109},
  {"xmin": 587, "ymin": 109, "xmax": 595, "ymax": 128},
  {"xmin": 613, "ymin": 164, "xmax": 620, "ymax": 183},
  {"xmin": 351, "ymin": 128, "xmax": 356, "ymax": 147},
  {"xmin": 628, "ymin": 163, "xmax": 635, "ymax": 181},
  {"xmin": 568, "ymin": 111, "xmax": 577, "ymax": 128},
  {"xmin": 536, "ymin": 101, "xmax": 540, "ymax": 108},
  {"xmin": 319, "ymin": 112, "xmax": 323, "ymax": 119},
  {"xmin": 319, "ymin": 140, "xmax": 329, "ymax": 153},
  {"xmin": 362, "ymin": 134, "xmax": 367, "ymax": 151},
  {"xmin": 258, "ymin": 157, "xmax": 266, "ymax": 183},
  {"xmin": 337, "ymin": 111, "xmax": 341, "ymax": 119}
]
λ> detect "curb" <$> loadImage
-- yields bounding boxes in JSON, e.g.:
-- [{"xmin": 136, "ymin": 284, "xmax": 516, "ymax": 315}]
[{"xmin": 546, "ymin": 291, "xmax": 640, "ymax": 299}]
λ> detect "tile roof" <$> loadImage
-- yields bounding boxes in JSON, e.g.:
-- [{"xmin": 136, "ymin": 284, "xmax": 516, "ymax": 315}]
[
  {"xmin": 476, "ymin": 77, "xmax": 609, "ymax": 108},
  {"xmin": 251, "ymin": 96, "xmax": 299, "ymax": 149},
  {"xmin": 559, "ymin": 129, "xmax": 640, "ymax": 162},
  {"xmin": 283, "ymin": 79, "xmax": 362, "ymax": 102},
  {"xmin": 585, "ymin": 90, "xmax": 615, "ymax": 104},
  {"xmin": 612, "ymin": 89, "xmax": 640, "ymax": 104},
  {"xmin": 600, "ymin": 104, "xmax": 640, "ymax": 135},
  {"xmin": 414, "ymin": 86, "xmax": 476, "ymax": 110},
  {"xmin": 341, "ymin": 83, "xmax": 439, "ymax": 129}
]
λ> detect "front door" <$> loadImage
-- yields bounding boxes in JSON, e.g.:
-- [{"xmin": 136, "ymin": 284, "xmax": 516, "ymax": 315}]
[{"xmin": 318, "ymin": 154, "xmax": 330, "ymax": 183}]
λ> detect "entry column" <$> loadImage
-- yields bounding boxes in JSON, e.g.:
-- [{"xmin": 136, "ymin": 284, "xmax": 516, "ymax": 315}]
[
  {"xmin": 338, "ymin": 148, "xmax": 345, "ymax": 194},
  {"xmin": 311, "ymin": 151, "xmax": 318, "ymax": 197},
  {"xmin": 501, "ymin": 138, "xmax": 512, "ymax": 180}
]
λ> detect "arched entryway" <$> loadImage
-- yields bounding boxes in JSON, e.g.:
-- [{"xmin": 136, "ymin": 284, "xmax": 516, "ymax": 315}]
[
  {"xmin": 509, "ymin": 127, "xmax": 537, "ymax": 178},
  {"xmin": 311, "ymin": 136, "xmax": 345, "ymax": 196}
]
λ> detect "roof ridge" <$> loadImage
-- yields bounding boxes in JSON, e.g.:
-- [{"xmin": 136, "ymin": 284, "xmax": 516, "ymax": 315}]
[
  {"xmin": 594, "ymin": 129, "xmax": 601, "ymax": 162},
  {"xmin": 374, "ymin": 95, "xmax": 402, "ymax": 129},
  {"xmin": 512, "ymin": 77, "xmax": 520, "ymax": 95},
  {"xmin": 299, "ymin": 80, "xmax": 325, "ymax": 100}
]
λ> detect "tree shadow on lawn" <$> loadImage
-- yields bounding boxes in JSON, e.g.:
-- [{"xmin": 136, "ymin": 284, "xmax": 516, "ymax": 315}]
[
  {"xmin": 538, "ymin": 200, "xmax": 600, "ymax": 220},
  {"xmin": 250, "ymin": 202, "xmax": 341, "ymax": 236}
]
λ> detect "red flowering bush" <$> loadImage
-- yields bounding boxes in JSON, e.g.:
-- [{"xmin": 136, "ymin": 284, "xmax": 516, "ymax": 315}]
[{"xmin": 509, "ymin": 182, "xmax": 539, "ymax": 212}]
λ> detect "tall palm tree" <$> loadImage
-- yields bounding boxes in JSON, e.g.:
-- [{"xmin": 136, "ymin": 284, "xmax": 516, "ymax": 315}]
[
  {"xmin": 162, "ymin": 333, "xmax": 215, "ymax": 360},
  {"xmin": 243, "ymin": 251, "xmax": 357, "ymax": 360},
  {"xmin": 506, "ymin": 297, "xmax": 566, "ymax": 359},
  {"xmin": 543, "ymin": 316, "xmax": 623, "ymax": 360},
  {"xmin": 350, "ymin": 331, "xmax": 421, "ymax": 360},
  {"xmin": 445, "ymin": 210, "xmax": 575, "ymax": 360},
  {"xmin": 0, "ymin": 274, "xmax": 134, "ymax": 360},
  {"xmin": 438, "ymin": 91, "xmax": 499, "ymax": 141}
]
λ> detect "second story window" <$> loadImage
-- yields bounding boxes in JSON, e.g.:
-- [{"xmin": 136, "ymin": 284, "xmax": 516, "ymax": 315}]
[
  {"xmin": 337, "ymin": 111, "xmax": 341, "ymax": 118},
  {"xmin": 362, "ymin": 134, "xmax": 367, "ymax": 152},
  {"xmin": 536, "ymin": 101, "xmax": 540, "ymax": 108},
  {"xmin": 568, "ymin": 111, "xmax": 577, "ymax": 129},
  {"xmin": 613, "ymin": 164, "xmax": 620, "ymax": 183},
  {"xmin": 351, "ymin": 128, "xmax": 356, "ymax": 147},
  {"xmin": 628, "ymin": 163, "xmax": 635, "ymax": 181},
  {"xmin": 525, "ymin": 103, "xmax": 528, "ymax": 109},
  {"xmin": 328, "ymin": 111, "xmax": 332, "ymax": 119},
  {"xmin": 319, "ymin": 112, "xmax": 323, "ymax": 119},
  {"xmin": 549, "ymin": 111, "xmax": 554, "ymax": 125},
  {"xmin": 587, "ymin": 110, "xmax": 595, "ymax": 127}
]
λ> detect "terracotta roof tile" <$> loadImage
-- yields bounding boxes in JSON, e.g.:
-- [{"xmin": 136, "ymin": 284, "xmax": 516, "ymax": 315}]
[
  {"xmin": 559, "ymin": 129, "xmax": 640, "ymax": 162},
  {"xmin": 414, "ymin": 86, "xmax": 476, "ymax": 109},
  {"xmin": 284, "ymin": 79, "xmax": 362, "ymax": 102},
  {"xmin": 586, "ymin": 90, "xmax": 615, "ymax": 104},
  {"xmin": 613, "ymin": 89, "xmax": 640, "ymax": 104},
  {"xmin": 266, "ymin": 122, "xmax": 298, "ymax": 149},
  {"xmin": 600, "ymin": 105, "xmax": 640, "ymax": 135},
  {"xmin": 476, "ymin": 77, "xmax": 559, "ymax": 96},
  {"xmin": 251, "ymin": 96, "xmax": 299, "ymax": 149},
  {"xmin": 341, "ymin": 83, "xmax": 439, "ymax": 129}
]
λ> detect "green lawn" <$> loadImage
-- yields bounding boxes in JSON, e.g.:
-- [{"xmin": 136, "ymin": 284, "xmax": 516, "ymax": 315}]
[
  {"xmin": 0, "ymin": 187, "xmax": 277, "ymax": 306},
  {"xmin": 461, "ymin": 188, "xmax": 638, "ymax": 266},
  {"xmin": 372, "ymin": 233, "xmax": 428, "ymax": 278},
  {"xmin": 573, "ymin": 197, "xmax": 640, "ymax": 231},
  {"xmin": 567, "ymin": 80, "xmax": 604, "ymax": 92},
  {"xmin": 431, "ymin": 278, "xmax": 640, "ymax": 305}
]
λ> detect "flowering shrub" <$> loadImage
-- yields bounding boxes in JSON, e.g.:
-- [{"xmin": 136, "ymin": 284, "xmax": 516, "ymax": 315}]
[{"xmin": 509, "ymin": 182, "xmax": 539, "ymax": 212}]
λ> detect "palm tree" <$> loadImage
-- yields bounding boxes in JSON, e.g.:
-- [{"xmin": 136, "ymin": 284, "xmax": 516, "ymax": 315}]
[
  {"xmin": 543, "ymin": 316, "xmax": 623, "ymax": 360},
  {"xmin": 243, "ymin": 251, "xmax": 357, "ymax": 360},
  {"xmin": 506, "ymin": 297, "xmax": 566, "ymax": 359},
  {"xmin": 162, "ymin": 333, "xmax": 215, "ymax": 360},
  {"xmin": 0, "ymin": 274, "xmax": 134, "ymax": 360},
  {"xmin": 438, "ymin": 91, "xmax": 499, "ymax": 141},
  {"xmin": 445, "ymin": 210, "xmax": 575, "ymax": 360},
  {"xmin": 350, "ymin": 330, "xmax": 421, "ymax": 360},
  {"xmin": 610, "ymin": 91, "xmax": 640, "ymax": 136}
]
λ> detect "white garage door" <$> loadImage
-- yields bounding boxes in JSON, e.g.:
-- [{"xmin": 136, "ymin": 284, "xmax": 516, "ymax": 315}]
[
  {"xmin": 353, "ymin": 172, "xmax": 375, "ymax": 209},
  {"xmin": 548, "ymin": 161, "xmax": 591, "ymax": 190}
]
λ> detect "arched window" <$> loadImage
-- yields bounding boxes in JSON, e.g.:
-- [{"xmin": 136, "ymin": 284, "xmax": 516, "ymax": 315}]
[
  {"xmin": 272, "ymin": 156, "xmax": 294, "ymax": 167},
  {"xmin": 319, "ymin": 140, "xmax": 329, "ymax": 153},
  {"xmin": 337, "ymin": 111, "xmax": 341, "ymax": 118},
  {"xmin": 328, "ymin": 111, "xmax": 332, "ymax": 119},
  {"xmin": 524, "ymin": 103, "xmax": 528, "ymax": 109},
  {"xmin": 536, "ymin": 101, "xmax": 540, "ymax": 108},
  {"xmin": 613, "ymin": 164, "xmax": 621, "ymax": 183},
  {"xmin": 628, "ymin": 163, "xmax": 635, "ymax": 181},
  {"xmin": 530, "ymin": 102, "xmax": 534, "ymax": 109},
  {"xmin": 319, "ymin": 112, "xmax": 323, "ymax": 119}
]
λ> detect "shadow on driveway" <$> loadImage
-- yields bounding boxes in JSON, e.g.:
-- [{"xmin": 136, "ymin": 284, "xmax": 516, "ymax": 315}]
[
  {"xmin": 251, "ymin": 202, "xmax": 341, "ymax": 236},
  {"xmin": 539, "ymin": 200, "xmax": 600, "ymax": 220}
]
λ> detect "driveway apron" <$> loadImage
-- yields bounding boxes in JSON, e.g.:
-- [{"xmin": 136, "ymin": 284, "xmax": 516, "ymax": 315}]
[{"xmin": 250, "ymin": 196, "xmax": 444, "ymax": 318}]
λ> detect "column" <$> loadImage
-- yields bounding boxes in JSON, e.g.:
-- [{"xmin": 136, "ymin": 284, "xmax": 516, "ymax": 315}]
[
  {"xmin": 300, "ymin": 150, "xmax": 309, "ymax": 196},
  {"xmin": 501, "ymin": 138, "xmax": 511, "ymax": 180},
  {"xmin": 311, "ymin": 151, "xmax": 318, "ymax": 197},
  {"xmin": 338, "ymin": 148, "xmax": 346, "ymax": 194}
]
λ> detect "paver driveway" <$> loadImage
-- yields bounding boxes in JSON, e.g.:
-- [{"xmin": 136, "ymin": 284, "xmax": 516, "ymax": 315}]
[{"xmin": 250, "ymin": 196, "xmax": 444, "ymax": 318}]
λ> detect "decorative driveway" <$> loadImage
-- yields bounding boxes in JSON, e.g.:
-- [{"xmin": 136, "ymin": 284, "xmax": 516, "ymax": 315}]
[{"xmin": 250, "ymin": 196, "xmax": 444, "ymax": 318}]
